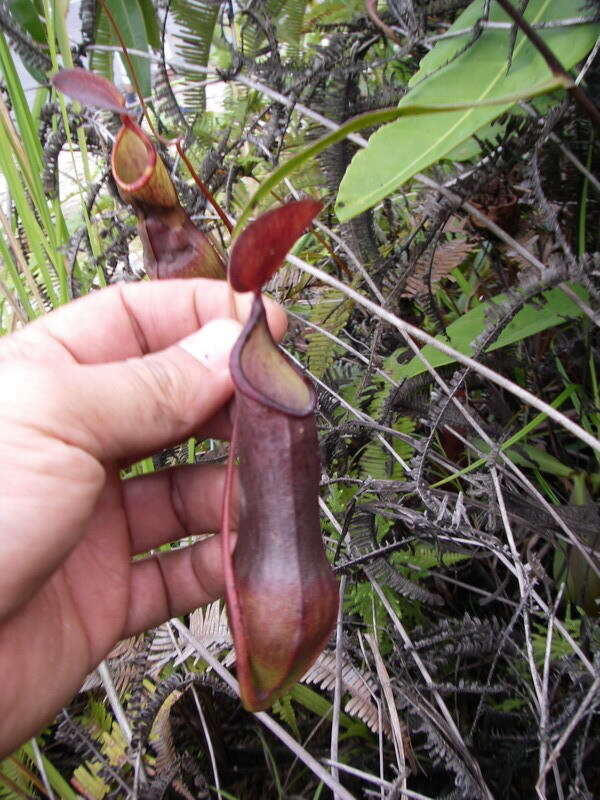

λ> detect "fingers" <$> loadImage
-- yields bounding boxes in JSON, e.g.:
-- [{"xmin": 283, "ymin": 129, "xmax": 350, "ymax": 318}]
[
  {"xmin": 4, "ymin": 319, "xmax": 239, "ymax": 461},
  {"xmin": 122, "ymin": 463, "xmax": 238, "ymax": 555},
  {"xmin": 124, "ymin": 532, "xmax": 232, "ymax": 635},
  {"xmin": 0, "ymin": 280, "xmax": 287, "ymax": 365}
]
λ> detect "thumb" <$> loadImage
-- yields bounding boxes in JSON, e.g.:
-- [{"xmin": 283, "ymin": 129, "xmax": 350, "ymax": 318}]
[
  {"xmin": 24, "ymin": 318, "xmax": 242, "ymax": 462},
  {"xmin": 82, "ymin": 317, "xmax": 243, "ymax": 460}
]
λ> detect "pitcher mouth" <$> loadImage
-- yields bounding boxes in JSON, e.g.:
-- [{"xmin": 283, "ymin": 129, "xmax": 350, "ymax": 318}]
[
  {"xmin": 111, "ymin": 117, "xmax": 158, "ymax": 195},
  {"xmin": 230, "ymin": 293, "xmax": 316, "ymax": 417}
]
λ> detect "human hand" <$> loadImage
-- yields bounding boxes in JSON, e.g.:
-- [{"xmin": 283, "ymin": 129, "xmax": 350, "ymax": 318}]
[{"xmin": 0, "ymin": 279, "xmax": 286, "ymax": 756}]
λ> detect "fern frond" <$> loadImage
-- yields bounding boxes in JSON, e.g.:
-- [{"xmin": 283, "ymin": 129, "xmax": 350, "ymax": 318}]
[
  {"xmin": 88, "ymin": 7, "xmax": 114, "ymax": 83},
  {"xmin": 169, "ymin": 0, "xmax": 220, "ymax": 112},
  {"xmin": 401, "ymin": 237, "xmax": 474, "ymax": 299},
  {"xmin": 80, "ymin": 635, "xmax": 146, "ymax": 693},
  {"xmin": 271, "ymin": 695, "xmax": 300, "ymax": 738},
  {"xmin": 306, "ymin": 289, "xmax": 353, "ymax": 378},
  {"xmin": 0, "ymin": 747, "xmax": 36, "ymax": 799},
  {"xmin": 277, "ymin": 0, "xmax": 308, "ymax": 62},
  {"xmin": 411, "ymin": 614, "xmax": 507, "ymax": 661},
  {"xmin": 56, "ymin": 712, "xmax": 130, "ymax": 796},
  {"xmin": 348, "ymin": 509, "xmax": 443, "ymax": 606},
  {"xmin": 357, "ymin": 417, "xmax": 415, "ymax": 481},
  {"xmin": 301, "ymin": 649, "xmax": 390, "ymax": 736},
  {"xmin": 240, "ymin": 0, "xmax": 287, "ymax": 59}
]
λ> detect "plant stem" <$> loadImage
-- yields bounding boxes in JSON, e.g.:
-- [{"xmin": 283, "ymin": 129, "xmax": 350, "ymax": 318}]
[{"xmin": 494, "ymin": 0, "xmax": 600, "ymax": 130}]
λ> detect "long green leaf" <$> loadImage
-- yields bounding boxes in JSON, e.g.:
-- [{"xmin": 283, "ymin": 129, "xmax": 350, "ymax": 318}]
[
  {"xmin": 391, "ymin": 283, "xmax": 588, "ymax": 381},
  {"xmin": 22, "ymin": 743, "xmax": 79, "ymax": 800},
  {"xmin": 235, "ymin": 76, "xmax": 565, "ymax": 233},
  {"xmin": 335, "ymin": 0, "xmax": 600, "ymax": 222},
  {"xmin": 8, "ymin": 0, "xmax": 46, "ymax": 42},
  {"xmin": 137, "ymin": 0, "xmax": 160, "ymax": 50},
  {"xmin": 103, "ymin": 0, "xmax": 152, "ymax": 98},
  {"xmin": 0, "ymin": 29, "xmax": 68, "ymax": 306}
]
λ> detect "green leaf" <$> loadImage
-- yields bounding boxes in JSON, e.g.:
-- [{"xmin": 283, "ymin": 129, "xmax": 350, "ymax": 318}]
[
  {"xmin": 102, "ymin": 0, "xmax": 152, "ymax": 99},
  {"xmin": 8, "ymin": 0, "xmax": 45, "ymax": 42},
  {"xmin": 235, "ymin": 77, "xmax": 563, "ymax": 234},
  {"xmin": 137, "ymin": 0, "xmax": 160, "ymax": 50},
  {"xmin": 241, "ymin": 0, "xmax": 287, "ymax": 57},
  {"xmin": 393, "ymin": 284, "xmax": 588, "ymax": 380},
  {"xmin": 475, "ymin": 439, "xmax": 576, "ymax": 478},
  {"xmin": 272, "ymin": 694, "xmax": 300, "ymax": 739},
  {"xmin": 89, "ymin": 8, "xmax": 114, "ymax": 83},
  {"xmin": 289, "ymin": 685, "xmax": 369, "ymax": 737},
  {"xmin": 22, "ymin": 743, "xmax": 79, "ymax": 800},
  {"xmin": 277, "ymin": 0, "xmax": 308, "ymax": 60},
  {"xmin": 335, "ymin": 0, "xmax": 600, "ymax": 222}
]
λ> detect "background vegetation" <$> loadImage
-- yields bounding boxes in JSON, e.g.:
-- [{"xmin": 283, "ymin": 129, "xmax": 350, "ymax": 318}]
[{"xmin": 1, "ymin": 0, "xmax": 600, "ymax": 798}]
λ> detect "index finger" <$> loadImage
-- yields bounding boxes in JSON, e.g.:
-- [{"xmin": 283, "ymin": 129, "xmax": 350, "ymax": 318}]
[{"xmin": 2, "ymin": 279, "xmax": 287, "ymax": 365}]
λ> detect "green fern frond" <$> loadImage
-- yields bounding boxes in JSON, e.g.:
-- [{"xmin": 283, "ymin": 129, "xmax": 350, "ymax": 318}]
[
  {"xmin": 345, "ymin": 581, "xmax": 403, "ymax": 639},
  {"xmin": 85, "ymin": 699, "xmax": 114, "ymax": 735},
  {"xmin": 277, "ymin": 0, "xmax": 307, "ymax": 61},
  {"xmin": 72, "ymin": 762, "xmax": 110, "ymax": 800},
  {"xmin": 306, "ymin": 289, "xmax": 353, "ymax": 378},
  {"xmin": 0, "ymin": 747, "xmax": 36, "ymax": 799},
  {"xmin": 391, "ymin": 546, "xmax": 470, "ymax": 572},
  {"xmin": 357, "ymin": 417, "xmax": 415, "ymax": 480},
  {"xmin": 89, "ymin": 10, "xmax": 114, "ymax": 84},
  {"xmin": 272, "ymin": 695, "xmax": 300, "ymax": 739},
  {"xmin": 170, "ymin": 0, "xmax": 220, "ymax": 112},
  {"xmin": 304, "ymin": 0, "xmax": 366, "ymax": 28},
  {"xmin": 240, "ymin": 0, "xmax": 287, "ymax": 58}
]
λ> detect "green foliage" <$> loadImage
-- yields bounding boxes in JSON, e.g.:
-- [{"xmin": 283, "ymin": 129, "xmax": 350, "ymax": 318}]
[
  {"xmin": 100, "ymin": 0, "xmax": 157, "ymax": 98},
  {"xmin": 272, "ymin": 694, "xmax": 301, "ymax": 739},
  {"xmin": 356, "ymin": 417, "xmax": 415, "ymax": 480},
  {"xmin": 72, "ymin": 761, "xmax": 110, "ymax": 800},
  {"xmin": 390, "ymin": 545, "xmax": 470, "ymax": 573},
  {"xmin": 235, "ymin": 78, "xmax": 565, "ymax": 232},
  {"xmin": 8, "ymin": 0, "xmax": 45, "ymax": 43},
  {"xmin": 277, "ymin": 0, "xmax": 307, "ymax": 61},
  {"xmin": 304, "ymin": 0, "xmax": 365, "ymax": 27},
  {"xmin": 86, "ymin": 698, "xmax": 115, "ymax": 734},
  {"xmin": 388, "ymin": 283, "xmax": 588, "ymax": 381},
  {"xmin": 0, "ymin": 747, "xmax": 36, "ymax": 798},
  {"xmin": 289, "ymin": 685, "xmax": 370, "ymax": 739},
  {"xmin": 335, "ymin": 0, "xmax": 600, "ymax": 220},
  {"xmin": 306, "ymin": 289, "xmax": 353, "ymax": 378},
  {"xmin": 344, "ymin": 580, "xmax": 409, "ymax": 644},
  {"xmin": 170, "ymin": 0, "xmax": 220, "ymax": 112},
  {"xmin": 0, "ymin": 28, "xmax": 70, "ymax": 313},
  {"xmin": 241, "ymin": 0, "xmax": 287, "ymax": 58},
  {"xmin": 532, "ymin": 616, "xmax": 582, "ymax": 668},
  {"xmin": 0, "ymin": 2, "xmax": 599, "ymax": 797},
  {"xmin": 22, "ymin": 742, "xmax": 79, "ymax": 800},
  {"xmin": 89, "ymin": 8, "xmax": 114, "ymax": 83}
]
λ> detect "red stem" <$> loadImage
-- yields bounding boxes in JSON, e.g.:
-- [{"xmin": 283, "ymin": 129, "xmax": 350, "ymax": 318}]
[
  {"xmin": 494, "ymin": 0, "xmax": 600, "ymax": 132},
  {"xmin": 175, "ymin": 140, "xmax": 234, "ymax": 234},
  {"xmin": 97, "ymin": 0, "xmax": 159, "ymax": 139},
  {"xmin": 97, "ymin": 0, "xmax": 234, "ymax": 233}
]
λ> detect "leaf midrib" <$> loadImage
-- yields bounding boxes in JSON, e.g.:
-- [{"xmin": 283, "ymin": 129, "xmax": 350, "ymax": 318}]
[{"xmin": 354, "ymin": 0, "xmax": 552, "ymax": 213}]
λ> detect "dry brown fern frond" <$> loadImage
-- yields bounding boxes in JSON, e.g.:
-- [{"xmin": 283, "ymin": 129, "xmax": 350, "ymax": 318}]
[
  {"xmin": 401, "ymin": 237, "xmax": 474, "ymax": 298},
  {"xmin": 80, "ymin": 634, "xmax": 146, "ymax": 693},
  {"xmin": 301, "ymin": 649, "xmax": 392, "ymax": 737}
]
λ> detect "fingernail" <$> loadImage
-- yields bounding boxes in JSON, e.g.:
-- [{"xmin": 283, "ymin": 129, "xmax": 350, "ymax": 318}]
[{"xmin": 179, "ymin": 319, "xmax": 242, "ymax": 372}]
